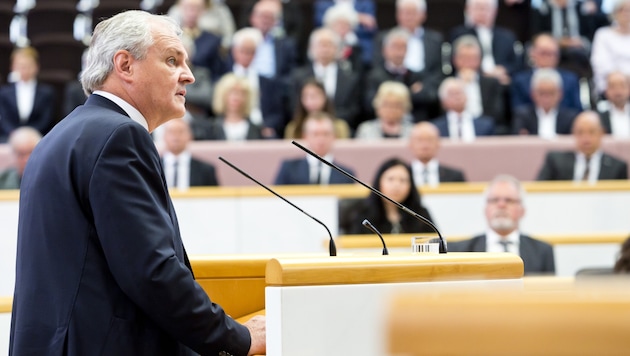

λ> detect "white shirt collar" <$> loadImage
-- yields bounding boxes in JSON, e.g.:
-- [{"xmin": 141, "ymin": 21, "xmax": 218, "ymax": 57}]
[
  {"xmin": 486, "ymin": 228, "xmax": 520, "ymax": 254},
  {"xmin": 93, "ymin": 90, "xmax": 149, "ymax": 131}
]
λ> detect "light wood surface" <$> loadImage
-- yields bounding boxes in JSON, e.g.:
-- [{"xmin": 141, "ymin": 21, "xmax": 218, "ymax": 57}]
[
  {"xmin": 387, "ymin": 282, "xmax": 630, "ymax": 355},
  {"xmin": 266, "ymin": 253, "xmax": 523, "ymax": 286},
  {"xmin": 335, "ymin": 232, "xmax": 630, "ymax": 249},
  {"xmin": 0, "ymin": 296, "xmax": 11, "ymax": 313}
]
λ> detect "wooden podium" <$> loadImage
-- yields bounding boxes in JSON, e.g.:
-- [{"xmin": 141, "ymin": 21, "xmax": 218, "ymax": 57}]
[{"xmin": 264, "ymin": 253, "xmax": 524, "ymax": 356}]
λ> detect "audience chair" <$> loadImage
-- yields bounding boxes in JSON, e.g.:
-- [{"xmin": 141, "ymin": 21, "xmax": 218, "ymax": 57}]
[{"xmin": 26, "ymin": 2, "xmax": 79, "ymax": 42}]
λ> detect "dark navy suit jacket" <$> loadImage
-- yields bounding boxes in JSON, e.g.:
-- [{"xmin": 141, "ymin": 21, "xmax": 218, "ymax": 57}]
[
  {"xmin": 511, "ymin": 68, "xmax": 582, "ymax": 111},
  {"xmin": 0, "ymin": 81, "xmax": 56, "ymax": 141},
  {"xmin": 512, "ymin": 105, "xmax": 579, "ymax": 135},
  {"xmin": 536, "ymin": 151, "xmax": 628, "ymax": 181},
  {"xmin": 10, "ymin": 94, "xmax": 250, "ymax": 355},
  {"xmin": 450, "ymin": 25, "xmax": 521, "ymax": 74},
  {"xmin": 432, "ymin": 114, "xmax": 496, "ymax": 137},
  {"xmin": 448, "ymin": 234, "xmax": 555, "ymax": 274},
  {"xmin": 190, "ymin": 31, "xmax": 226, "ymax": 82},
  {"xmin": 274, "ymin": 157, "xmax": 355, "ymax": 185}
]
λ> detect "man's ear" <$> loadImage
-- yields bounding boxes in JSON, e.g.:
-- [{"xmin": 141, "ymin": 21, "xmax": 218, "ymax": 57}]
[{"xmin": 112, "ymin": 50, "xmax": 133, "ymax": 82}]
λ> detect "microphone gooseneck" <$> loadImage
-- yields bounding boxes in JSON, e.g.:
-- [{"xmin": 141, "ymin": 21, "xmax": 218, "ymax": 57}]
[
  {"xmin": 362, "ymin": 219, "xmax": 389, "ymax": 255},
  {"xmin": 291, "ymin": 140, "xmax": 447, "ymax": 253},
  {"xmin": 218, "ymin": 156, "xmax": 337, "ymax": 257}
]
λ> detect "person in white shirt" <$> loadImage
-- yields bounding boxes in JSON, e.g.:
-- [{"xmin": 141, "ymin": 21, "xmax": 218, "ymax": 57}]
[
  {"xmin": 512, "ymin": 68, "xmax": 579, "ymax": 138},
  {"xmin": 449, "ymin": 175, "xmax": 555, "ymax": 275},
  {"xmin": 408, "ymin": 121, "xmax": 466, "ymax": 187},
  {"xmin": 431, "ymin": 77, "xmax": 495, "ymax": 141},
  {"xmin": 599, "ymin": 71, "xmax": 630, "ymax": 138}
]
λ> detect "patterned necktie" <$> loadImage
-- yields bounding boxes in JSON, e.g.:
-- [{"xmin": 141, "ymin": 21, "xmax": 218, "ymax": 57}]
[{"xmin": 499, "ymin": 240, "xmax": 512, "ymax": 252}]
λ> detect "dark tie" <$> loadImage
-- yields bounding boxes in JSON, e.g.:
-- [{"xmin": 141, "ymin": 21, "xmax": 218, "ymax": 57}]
[
  {"xmin": 313, "ymin": 161, "xmax": 322, "ymax": 185},
  {"xmin": 457, "ymin": 115, "xmax": 463, "ymax": 139},
  {"xmin": 422, "ymin": 167, "xmax": 429, "ymax": 185},
  {"xmin": 499, "ymin": 240, "xmax": 512, "ymax": 252},
  {"xmin": 172, "ymin": 159, "xmax": 178, "ymax": 187},
  {"xmin": 582, "ymin": 158, "xmax": 590, "ymax": 181}
]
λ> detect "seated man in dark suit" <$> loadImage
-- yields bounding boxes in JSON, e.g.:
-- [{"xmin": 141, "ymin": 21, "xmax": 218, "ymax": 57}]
[
  {"xmin": 408, "ymin": 121, "xmax": 466, "ymax": 187},
  {"xmin": 449, "ymin": 0, "xmax": 521, "ymax": 85},
  {"xmin": 366, "ymin": 28, "xmax": 440, "ymax": 124},
  {"xmin": 290, "ymin": 27, "xmax": 362, "ymax": 130},
  {"xmin": 511, "ymin": 33, "xmax": 582, "ymax": 112},
  {"xmin": 274, "ymin": 112, "xmax": 355, "ymax": 185},
  {"xmin": 161, "ymin": 118, "xmax": 218, "ymax": 189},
  {"xmin": 0, "ymin": 46, "xmax": 56, "ymax": 142},
  {"xmin": 451, "ymin": 34, "xmax": 505, "ymax": 131},
  {"xmin": 432, "ymin": 77, "xmax": 495, "ymax": 141},
  {"xmin": 598, "ymin": 71, "xmax": 630, "ymax": 138},
  {"xmin": 0, "ymin": 126, "xmax": 41, "ymax": 189},
  {"xmin": 512, "ymin": 68, "xmax": 579, "ymax": 138},
  {"xmin": 537, "ymin": 110, "xmax": 628, "ymax": 182},
  {"xmin": 449, "ymin": 175, "xmax": 555, "ymax": 275},
  {"xmin": 229, "ymin": 27, "xmax": 288, "ymax": 138}
]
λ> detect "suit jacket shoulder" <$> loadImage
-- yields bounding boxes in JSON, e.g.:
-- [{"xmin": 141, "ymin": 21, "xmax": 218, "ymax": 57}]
[{"xmin": 438, "ymin": 164, "xmax": 466, "ymax": 182}]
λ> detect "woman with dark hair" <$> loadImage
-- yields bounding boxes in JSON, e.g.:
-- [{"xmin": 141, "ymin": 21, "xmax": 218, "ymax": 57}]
[
  {"xmin": 284, "ymin": 78, "xmax": 350, "ymax": 139},
  {"xmin": 346, "ymin": 158, "xmax": 434, "ymax": 235},
  {"xmin": 614, "ymin": 236, "xmax": 630, "ymax": 273}
]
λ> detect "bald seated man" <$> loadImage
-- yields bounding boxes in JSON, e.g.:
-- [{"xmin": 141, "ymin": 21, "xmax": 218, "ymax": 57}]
[
  {"xmin": 408, "ymin": 122, "xmax": 466, "ymax": 187},
  {"xmin": 0, "ymin": 126, "xmax": 42, "ymax": 189},
  {"xmin": 537, "ymin": 111, "xmax": 628, "ymax": 182}
]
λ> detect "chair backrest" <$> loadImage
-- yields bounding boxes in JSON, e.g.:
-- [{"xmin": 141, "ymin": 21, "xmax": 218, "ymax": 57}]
[
  {"xmin": 0, "ymin": 36, "xmax": 13, "ymax": 84},
  {"xmin": 91, "ymin": 1, "xmax": 143, "ymax": 30},
  {"xmin": 31, "ymin": 34, "xmax": 86, "ymax": 78},
  {"xmin": 26, "ymin": 3, "xmax": 79, "ymax": 42}
]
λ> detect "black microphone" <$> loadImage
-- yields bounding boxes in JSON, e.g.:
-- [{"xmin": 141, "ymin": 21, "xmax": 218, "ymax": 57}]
[
  {"xmin": 291, "ymin": 140, "xmax": 447, "ymax": 253},
  {"xmin": 218, "ymin": 156, "xmax": 337, "ymax": 257},
  {"xmin": 362, "ymin": 219, "xmax": 389, "ymax": 255}
]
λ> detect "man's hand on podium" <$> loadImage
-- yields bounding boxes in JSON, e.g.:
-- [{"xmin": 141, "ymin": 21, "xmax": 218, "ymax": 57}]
[{"xmin": 245, "ymin": 315, "xmax": 266, "ymax": 355}]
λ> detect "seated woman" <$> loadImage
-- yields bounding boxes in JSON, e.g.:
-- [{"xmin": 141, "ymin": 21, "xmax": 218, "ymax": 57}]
[
  {"xmin": 355, "ymin": 81, "xmax": 414, "ymax": 139},
  {"xmin": 284, "ymin": 79, "xmax": 350, "ymax": 139},
  {"xmin": 345, "ymin": 157, "xmax": 434, "ymax": 235},
  {"xmin": 204, "ymin": 73, "xmax": 263, "ymax": 141}
]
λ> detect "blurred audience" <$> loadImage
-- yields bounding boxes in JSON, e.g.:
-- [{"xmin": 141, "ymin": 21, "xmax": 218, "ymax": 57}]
[
  {"xmin": 161, "ymin": 118, "xmax": 219, "ymax": 190},
  {"xmin": 451, "ymin": 35, "xmax": 505, "ymax": 129},
  {"xmin": 238, "ymin": 0, "xmax": 304, "ymax": 48},
  {"xmin": 449, "ymin": 174, "xmax": 556, "ymax": 275},
  {"xmin": 274, "ymin": 112, "xmax": 355, "ymax": 185},
  {"xmin": 356, "ymin": 81, "xmax": 415, "ymax": 139},
  {"xmin": 228, "ymin": 27, "xmax": 287, "ymax": 138},
  {"xmin": 511, "ymin": 33, "xmax": 582, "ymax": 112},
  {"xmin": 322, "ymin": 3, "xmax": 364, "ymax": 73},
  {"xmin": 315, "ymin": 0, "xmax": 377, "ymax": 67},
  {"xmin": 432, "ymin": 77, "xmax": 495, "ymax": 141},
  {"xmin": 344, "ymin": 157, "xmax": 434, "ymax": 234},
  {"xmin": 450, "ymin": 0, "xmax": 521, "ymax": 85},
  {"xmin": 366, "ymin": 28, "xmax": 440, "ymax": 123},
  {"xmin": 0, "ymin": 47, "xmax": 56, "ymax": 143},
  {"xmin": 168, "ymin": 0, "xmax": 236, "ymax": 49},
  {"xmin": 0, "ymin": 126, "xmax": 41, "ymax": 190},
  {"xmin": 204, "ymin": 73, "xmax": 264, "ymax": 141},
  {"xmin": 408, "ymin": 122, "xmax": 467, "ymax": 187},
  {"xmin": 290, "ymin": 28, "xmax": 361, "ymax": 130},
  {"xmin": 512, "ymin": 68, "xmax": 579, "ymax": 137},
  {"xmin": 591, "ymin": 0, "xmax": 630, "ymax": 94},
  {"xmin": 537, "ymin": 110, "xmax": 628, "ymax": 181},
  {"xmin": 599, "ymin": 71, "xmax": 630, "ymax": 138},
  {"xmin": 247, "ymin": 0, "xmax": 298, "ymax": 80},
  {"xmin": 284, "ymin": 79, "xmax": 350, "ymax": 139}
]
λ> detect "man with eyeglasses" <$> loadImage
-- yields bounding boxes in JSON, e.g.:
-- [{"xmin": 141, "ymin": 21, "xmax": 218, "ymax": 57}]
[{"xmin": 449, "ymin": 174, "xmax": 555, "ymax": 275}]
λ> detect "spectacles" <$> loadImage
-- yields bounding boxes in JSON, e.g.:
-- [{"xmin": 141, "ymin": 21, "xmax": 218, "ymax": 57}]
[{"xmin": 487, "ymin": 197, "xmax": 521, "ymax": 205}]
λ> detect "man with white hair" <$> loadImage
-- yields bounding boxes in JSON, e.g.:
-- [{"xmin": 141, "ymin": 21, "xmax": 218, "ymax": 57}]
[
  {"xmin": 0, "ymin": 126, "xmax": 41, "ymax": 189},
  {"xmin": 450, "ymin": 0, "xmax": 521, "ymax": 84},
  {"xmin": 449, "ymin": 175, "xmax": 555, "ymax": 275},
  {"xmin": 374, "ymin": 0, "xmax": 444, "ymax": 80},
  {"xmin": 228, "ymin": 27, "xmax": 287, "ymax": 138},
  {"xmin": 432, "ymin": 77, "xmax": 495, "ymax": 141},
  {"xmin": 290, "ymin": 27, "xmax": 361, "ymax": 129},
  {"xmin": 512, "ymin": 67, "xmax": 579, "ymax": 138}
]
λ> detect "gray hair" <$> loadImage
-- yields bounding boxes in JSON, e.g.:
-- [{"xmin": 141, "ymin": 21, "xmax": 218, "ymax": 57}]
[
  {"xmin": 80, "ymin": 11, "xmax": 182, "ymax": 96},
  {"xmin": 438, "ymin": 77, "xmax": 465, "ymax": 101},
  {"xmin": 396, "ymin": 0, "xmax": 427, "ymax": 12},
  {"xmin": 232, "ymin": 27, "xmax": 263, "ymax": 49},
  {"xmin": 383, "ymin": 28, "xmax": 411, "ymax": 50},
  {"xmin": 453, "ymin": 34, "xmax": 481, "ymax": 56},
  {"xmin": 323, "ymin": 3, "xmax": 359, "ymax": 29},
  {"xmin": 308, "ymin": 27, "xmax": 343, "ymax": 61},
  {"xmin": 466, "ymin": 0, "xmax": 498, "ymax": 8},
  {"xmin": 483, "ymin": 174, "xmax": 526, "ymax": 203},
  {"xmin": 531, "ymin": 68, "xmax": 563, "ymax": 91},
  {"xmin": 613, "ymin": 0, "xmax": 630, "ymax": 14},
  {"xmin": 9, "ymin": 126, "xmax": 42, "ymax": 148}
]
